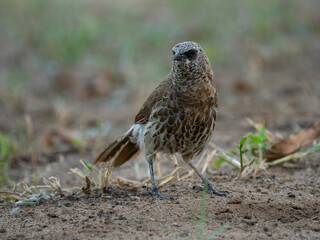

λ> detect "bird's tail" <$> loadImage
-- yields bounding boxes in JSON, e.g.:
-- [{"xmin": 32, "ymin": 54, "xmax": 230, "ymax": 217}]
[{"xmin": 94, "ymin": 129, "xmax": 141, "ymax": 167}]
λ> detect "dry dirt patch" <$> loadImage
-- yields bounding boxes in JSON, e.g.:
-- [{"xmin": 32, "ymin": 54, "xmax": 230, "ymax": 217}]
[{"xmin": 1, "ymin": 160, "xmax": 320, "ymax": 240}]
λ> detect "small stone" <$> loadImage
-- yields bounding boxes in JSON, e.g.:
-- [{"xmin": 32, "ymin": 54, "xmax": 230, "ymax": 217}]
[
  {"xmin": 64, "ymin": 202, "xmax": 72, "ymax": 207},
  {"xmin": 118, "ymin": 215, "xmax": 127, "ymax": 220},
  {"xmin": 66, "ymin": 195, "xmax": 78, "ymax": 201},
  {"xmin": 227, "ymin": 198, "xmax": 242, "ymax": 204},
  {"xmin": 178, "ymin": 232, "xmax": 188, "ymax": 237},
  {"xmin": 246, "ymin": 221, "xmax": 256, "ymax": 226},
  {"xmin": 292, "ymin": 204, "xmax": 303, "ymax": 210},
  {"xmin": 287, "ymin": 192, "xmax": 295, "ymax": 198}
]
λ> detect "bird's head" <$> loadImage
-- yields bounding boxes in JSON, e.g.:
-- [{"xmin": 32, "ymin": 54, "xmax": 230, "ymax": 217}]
[{"xmin": 171, "ymin": 41, "xmax": 212, "ymax": 81}]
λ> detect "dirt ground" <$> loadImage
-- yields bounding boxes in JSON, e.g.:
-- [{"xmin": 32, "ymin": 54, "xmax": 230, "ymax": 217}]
[{"xmin": 1, "ymin": 153, "xmax": 320, "ymax": 240}]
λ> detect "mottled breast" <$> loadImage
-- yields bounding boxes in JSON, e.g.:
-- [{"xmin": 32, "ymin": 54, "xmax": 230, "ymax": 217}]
[{"xmin": 143, "ymin": 80, "xmax": 217, "ymax": 160}]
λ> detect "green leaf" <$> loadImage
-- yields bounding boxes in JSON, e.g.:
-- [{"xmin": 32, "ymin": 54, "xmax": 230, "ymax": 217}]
[
  {"xmin": 239, "ymin": 136, "xmax": 247, "ymax": 147},
  {"xmin": 259, "ymin": 124, "xmax": 266, "ymax": 142},
  {"xmin": 0, "ymin": 132, "xmax": 11, "ymax": 158},
  {"xmin": 215, "ymin": 155, "xmax": 240, "ymax": 169},
  {"xmin": 211, "ymin": 156, "xmax": 225, "ymax": 168},
  {"xmin": 0, "ymin": 195, "xmax": 17, "ymax": 200},
  {"xmin": 81, "ymin": 160, "xmax": 93, "ymax": 171},
  {"xmin": 238, "ymin": 137, "xmax": 247, "ymax": 149},
  {"xmin": 71, "ymin": 137, "xmax": 84, "ymax": 149},
  {"xmin": 248, "ymin": 134, "xmax": 263, "ymax": 144},
  {"xmin": 228, "ymin": 149, "xmax": 238, "ymax": 156},
  {"xmin": 241, "ymin": 149, "xmax": 249, "ymax": 154}
]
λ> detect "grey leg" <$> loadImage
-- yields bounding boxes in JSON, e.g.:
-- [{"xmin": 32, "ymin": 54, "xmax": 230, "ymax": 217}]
[
  {"xmin": 189, "ymin": 162, "xmax": 226, "ymax": 197},
  {"xmin": 147, "ymin": 155, "xmax": 173, "ymax": 200}
]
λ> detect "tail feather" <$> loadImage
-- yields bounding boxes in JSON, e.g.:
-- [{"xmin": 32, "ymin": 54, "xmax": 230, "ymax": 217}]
[
  {"xmin": 112, "ymin": 141, "xmax": 141, "ymax": 167},
  {"xmin": 94, "ymin": 129, "xmax": 140, "ymax": 167}
]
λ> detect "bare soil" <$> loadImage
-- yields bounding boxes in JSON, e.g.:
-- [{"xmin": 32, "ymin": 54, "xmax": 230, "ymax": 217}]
[{"xmin": 1, "ymin": 158, "xmax": 320, "ymax": 240}]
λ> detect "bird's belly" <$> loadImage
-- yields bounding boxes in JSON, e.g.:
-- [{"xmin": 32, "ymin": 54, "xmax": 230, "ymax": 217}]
[{"xmin": 143, "ymin": 109, "xmax": 215, "ymax": 157}]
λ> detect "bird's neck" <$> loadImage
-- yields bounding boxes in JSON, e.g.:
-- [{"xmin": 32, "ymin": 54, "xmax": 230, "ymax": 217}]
[{"xmin": 171, "ymin": 63, "xmax": 214, "ymax": 86}]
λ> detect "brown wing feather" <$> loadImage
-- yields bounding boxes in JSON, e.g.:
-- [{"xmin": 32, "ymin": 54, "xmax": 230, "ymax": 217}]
[
  {"xmin": 112, "ymin": 141, "xmax": 141, "ymax": 167},
  {"xmin": 94, "ymin": 75, "xmax": 172, "ymax": 167},
  {"xmin": 94, "ymin": 129, "xmax": 140, "ymax": 167},
  {"xmin": 135, "ymin": 75, "xmax": 172, "ymax": 124},
  {"xmin": 94, "ymin": 76, "xmax": 171, "ymax": 167}
]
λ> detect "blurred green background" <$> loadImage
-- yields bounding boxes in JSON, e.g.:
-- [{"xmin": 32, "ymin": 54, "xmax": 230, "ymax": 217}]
[
  {"xmin": 0, "ymin": 0, "xmax": 320, "ymax": 186},
  {"xmin": 1, "ymin": 0, "xmax": 319, "ymax": 88}
]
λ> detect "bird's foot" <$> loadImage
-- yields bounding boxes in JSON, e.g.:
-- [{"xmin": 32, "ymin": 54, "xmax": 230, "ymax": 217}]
[
  {"xmin": 193, "ymin": 184, "xmax": 226, "ymax": 197},
  {"xmin": 147, "ymin": 187, "xmax": 173, "ymax": 200}
]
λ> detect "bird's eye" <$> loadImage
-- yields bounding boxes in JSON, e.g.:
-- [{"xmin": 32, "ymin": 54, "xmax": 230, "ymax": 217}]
[
  {"xmin": 184, "ymin": 49, "xmax": 198, "ymax": 58},
  {"xmin": 172, "ymin": 51, "xmax": 176, "ymax": 55}
]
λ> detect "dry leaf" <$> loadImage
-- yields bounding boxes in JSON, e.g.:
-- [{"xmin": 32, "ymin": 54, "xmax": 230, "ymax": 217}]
[{"xmin": 264, "ymin": 121, "xmax": 320, "ymax": 162}]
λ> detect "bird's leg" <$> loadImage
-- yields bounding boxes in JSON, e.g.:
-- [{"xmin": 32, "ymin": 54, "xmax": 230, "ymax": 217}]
[
  {"xmin": 188, "ymin": 162, "xmax": 226, "ymax": 197},
  {"xmin": 147, "ymin": 155, "xmax": 173, "ymax": 200}
]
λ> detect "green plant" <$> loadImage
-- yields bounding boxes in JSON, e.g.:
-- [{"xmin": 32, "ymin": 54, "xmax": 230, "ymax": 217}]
[
  {"xmin": 213, "ymin": 124, "xmax": 270, "ymax": 177},
  {"xmin": 237, "ymin": 137, "xmax": 251, "ymax": 178},
  {"xmin": 213, "ymin": 121, "xmax": 320, "ymax": 177},
  {"xmin": 0, "ymin": 131, "xmax": 14, "ymax": 187},
  {"xmin": 81, "ymin": 159, "xmax": 93, "ymax": 171},
  {"xmin": 246, "ymin": 124, "xmax": 268, "ymax": 161}
]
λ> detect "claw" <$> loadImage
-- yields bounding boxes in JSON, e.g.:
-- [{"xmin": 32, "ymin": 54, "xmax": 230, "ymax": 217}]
[
  {"xmin": 193, "ymin": 184, "xmax": 226, "ymax": 197},
  {"xmin": 147, "ymin": 187, "xmax": 173, "ymax": 200}
]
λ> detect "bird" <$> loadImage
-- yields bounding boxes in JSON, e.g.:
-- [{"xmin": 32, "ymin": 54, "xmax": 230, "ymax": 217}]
[{"xmin": 94, "ymin": 41, "xmax": 225, "ymax": 200}]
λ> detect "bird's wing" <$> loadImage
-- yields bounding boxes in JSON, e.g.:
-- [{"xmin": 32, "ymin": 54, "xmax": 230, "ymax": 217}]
[{"xmin": 135, "ymin": 75, "xmax": 171, "ymax": 124}]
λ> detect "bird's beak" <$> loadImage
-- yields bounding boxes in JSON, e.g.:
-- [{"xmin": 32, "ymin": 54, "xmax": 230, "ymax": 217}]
[{"xmin": 173, "ymin": 53, "xmax": 186, "ymax": 61}]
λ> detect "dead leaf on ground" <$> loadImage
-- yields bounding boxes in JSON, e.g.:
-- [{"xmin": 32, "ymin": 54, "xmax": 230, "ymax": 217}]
[{"xmin": 264, "ymin": 121, "xmax": 320, "ymax": 162}]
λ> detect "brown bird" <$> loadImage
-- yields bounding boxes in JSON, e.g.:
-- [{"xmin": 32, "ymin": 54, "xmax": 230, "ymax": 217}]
[{"xmin": 94, "ymin": 41, "xmax": 225, "ymax": 199}]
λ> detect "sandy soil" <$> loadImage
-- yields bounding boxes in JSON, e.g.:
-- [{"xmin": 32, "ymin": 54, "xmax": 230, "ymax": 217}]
[{"xmin": 1, "ymin": 157, "xmax": 320, "ymax": 240}]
